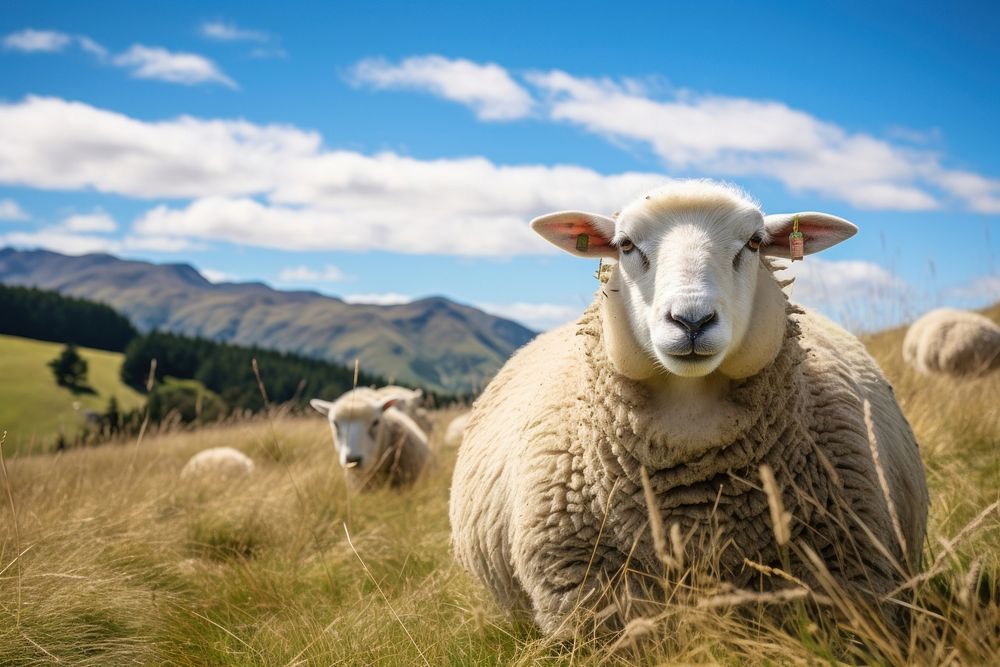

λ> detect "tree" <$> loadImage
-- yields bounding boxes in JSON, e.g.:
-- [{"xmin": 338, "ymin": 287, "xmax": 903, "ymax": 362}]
[{"xmin": 49, "ymin": 344, "xmax": 88, "ymax": 390}]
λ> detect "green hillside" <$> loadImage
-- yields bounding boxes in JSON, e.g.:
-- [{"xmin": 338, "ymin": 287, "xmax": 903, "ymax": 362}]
[{"xmin": 0, "ymin": 334, "xmax": 144, "ymax": 455}]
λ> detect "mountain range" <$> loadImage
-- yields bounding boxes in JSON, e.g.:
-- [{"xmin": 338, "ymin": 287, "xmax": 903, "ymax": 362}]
[{"xmin": 0, "ymin": 248, "xmax": 536, "ymax": 394}]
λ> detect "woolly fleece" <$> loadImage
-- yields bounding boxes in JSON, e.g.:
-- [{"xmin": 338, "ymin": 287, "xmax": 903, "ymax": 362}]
[{"xmin": 903, "ymin": 308, "xmax": 1000, "ymax": 378}]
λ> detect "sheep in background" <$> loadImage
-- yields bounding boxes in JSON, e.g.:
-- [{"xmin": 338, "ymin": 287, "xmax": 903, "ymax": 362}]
[
  {"xmin": 373, "ymin": 385, "xmax": 434, "ymax": 434},
  {"xmin": 450, "ymin": 180, "xmax": 928, "ymax": 635},
  {"xmin": 903, "ymin": 308, "xmax": 1000, "ymax": 378},
  {"xmin": 443, "ymin": 412, "xmax": 470, "ymax": 449},
  {"xmin": 311, "ymin": 387, "xmax": 432, "ymax": 490},
  {"xmin": 181, "ymin": 447, "xmax": 254, "ymax": 479}
]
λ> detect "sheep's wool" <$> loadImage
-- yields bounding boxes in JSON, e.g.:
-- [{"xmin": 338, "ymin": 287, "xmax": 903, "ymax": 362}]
[{"xmin": 452, "ymin": 292, "xmax": 927, "ymax": 634}]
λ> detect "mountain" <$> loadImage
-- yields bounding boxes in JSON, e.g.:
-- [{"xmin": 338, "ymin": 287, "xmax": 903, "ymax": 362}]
[{"xmin": 0, "ymin": 248, "xmax": 536, "ymax": 394}]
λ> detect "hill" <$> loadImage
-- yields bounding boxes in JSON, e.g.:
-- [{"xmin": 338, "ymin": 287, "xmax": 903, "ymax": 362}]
[
  {"xmin": 0, "ymin": 248, "xmax": 535, "ymax": 394},
  {"xmin": 0, "ymin": 334, "xmax": 145, "ymax": 454}
]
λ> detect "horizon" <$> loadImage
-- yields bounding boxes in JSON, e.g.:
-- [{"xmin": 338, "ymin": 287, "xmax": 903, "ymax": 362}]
[{"xmin": 1, "ymin": 1, "xmax": 998, "ymax": 331}]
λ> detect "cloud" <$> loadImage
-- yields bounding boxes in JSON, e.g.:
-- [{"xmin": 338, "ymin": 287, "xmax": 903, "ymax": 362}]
[
  {"xmin": 61, "ymin": 210, "xmax": 116, "ymax": 232},
  {"xmin": 199, "ymin": 21, "xmax": 268, "ymax": 42},
  {"xmin": 77, "ymin": 35, "xmax": 108, "ymax": 59},
  {"xmin": 0, "ymin": 97, "xmax": 661, "ymax": 256},
  {"xmin": 113, "ymin": 45, "xmax": 237, "ymax": 88},
  {"xmin": 343, "ymin": 292, "xmax": 413, "ymax": 306},
  {"xmin": 0, "ymin": 207, "xmax": 196, "ymax": 255},
  {"xmin": 946, "ymin": 274, "xmax": 1000, "ymax": 304},
  {"xmin": 477, "ymin": 301, "xmax": 579, "ymax": 331},
  {"xmin": 3, "ymin": 29, "xmax": 72, "ymax": 53},
  {"xmin": 277, "ymin": 264, "xmax": 351, "ymax": 283},
  {"xmin": 199, "ymin": 268, "xmax": 236, "ymax": 283},
  {"xmin": 0, "ymin": 198, "xmax": 28, "ymax": 221},
  {"xmin": 346, "ymin": 56, "xmax": 999, "ymax": 213},
  {"xmin": 775, "ymin": 257, "xmax": 917, "ymax": 331},
  {"xmin": 349, "ymin": 55, "xmax": 534, "ymax": 121}
]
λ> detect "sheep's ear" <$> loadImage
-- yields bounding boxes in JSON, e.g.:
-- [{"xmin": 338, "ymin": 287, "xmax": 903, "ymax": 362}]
[
  {"xmin": 310, "ymin": 399, "xmax": 333, "ymax": 416},
  {"xmin": 380, "ymin": 398, "xmax": 399, "ymax": 412},
  {"xmin": 762, "ymin": 212, "xmax": 858, "ymax": 258},
  {"xmin": 531, "ymin": 211, "xmax": 617, "ymax": 258}
]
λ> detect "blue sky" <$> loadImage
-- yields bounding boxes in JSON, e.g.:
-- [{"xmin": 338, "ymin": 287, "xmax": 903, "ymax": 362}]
[{"xmin": 1, "ymin": 0, "xmax": 997, "ymax": 330}]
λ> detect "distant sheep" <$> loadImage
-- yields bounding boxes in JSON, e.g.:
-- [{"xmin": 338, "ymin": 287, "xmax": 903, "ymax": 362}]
[
  {"xmin": 311, "ymin": 387, "xmax": 432, "ymax": 490},
  {"xmin": 373, "ymin": 385, "xmax": 434, "ymax": 434},
  {"xmin": 181, "ymin": 447, "xmax": 254, "ymax": 479},
  {"xmin": 443, "ymin": 412, "xmax": 470, "ymax": 448},
  {"xmin": 903, "ymin": 308, "xmax": 1000, "ymax": 378},
  {"xmin": 450, "ymin": 180, "xmax": 928, "ymax": 635}
]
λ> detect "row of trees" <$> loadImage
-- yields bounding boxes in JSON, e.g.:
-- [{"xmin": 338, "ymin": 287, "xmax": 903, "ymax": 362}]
[{"xmin": 0, "ymin": 284, "xmax": 137, "ymax": 351}]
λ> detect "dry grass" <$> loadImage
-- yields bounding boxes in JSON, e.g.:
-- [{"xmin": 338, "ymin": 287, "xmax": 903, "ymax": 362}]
[{"xmin": 1, "ymin": 316, "xmax": 998, "ymax": 664}]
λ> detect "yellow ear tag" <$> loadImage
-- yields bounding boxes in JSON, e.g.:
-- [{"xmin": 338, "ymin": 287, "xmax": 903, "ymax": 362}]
[
  {"xmin": 576, "ymin": 233, "xmax": 589, "ymax": 252},
  {"xmin": 789, "ymin": 215, "xmax": 805, "ymax": 261}
]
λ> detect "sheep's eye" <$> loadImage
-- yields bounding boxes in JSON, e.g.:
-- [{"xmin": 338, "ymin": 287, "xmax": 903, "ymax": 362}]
[
  {"xmin": 368, "ymin": 418, "xmax": 380, "ymax": 437},
  {"xmin": 618, "ymin": 238, "xmax": 635, "ymax": 254},
  {"xmin": 746, "ymin": 235, "xmax": 762, "ymax": 252}
]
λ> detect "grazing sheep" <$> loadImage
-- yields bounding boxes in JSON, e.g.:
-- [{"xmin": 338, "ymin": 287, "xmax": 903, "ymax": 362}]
[
  {"xmin": 181, "ymin": 447, "xmax": 254, "ymax": 479},
  {"xmin": 443, "ymin": 412, "xmax": 470, "ymax": 448},
  {"xmin": 450, "ymin": 180, "xmax": 928, "ymax": 635},
  {"xmin": 311, "ymin": 387, "xmax": 432, "ymax": 490},
  {"xmin": 903, "ymin": 308, "xmax": 1000, "ymax": 377},
  {"xmin": 373, "ymin": 385, "xmax": 434, "ymax": 434}
]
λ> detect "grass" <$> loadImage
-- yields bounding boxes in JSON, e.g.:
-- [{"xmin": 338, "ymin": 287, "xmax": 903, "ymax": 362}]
[
  {"xmin": 0, "ymin": 314, "xmax": 998, "ymax": 664},
  {"xmin": 0, "ymin": 335, "xmax": 145, "ymax": 455}
]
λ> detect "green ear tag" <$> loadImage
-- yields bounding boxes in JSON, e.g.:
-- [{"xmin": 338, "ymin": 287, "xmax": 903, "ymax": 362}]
[{"xmin": 576, "ymin": 233, "xmax": 589, "ymax": 252}]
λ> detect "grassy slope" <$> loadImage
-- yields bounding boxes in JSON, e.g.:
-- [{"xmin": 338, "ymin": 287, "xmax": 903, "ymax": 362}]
[
  {"xmin": 0, "ymin": 314, "xmax": 998, "ymax": 665},
  {"xmin": 0, "ymin": 335, "xmax": 144, "ymax": 455}
]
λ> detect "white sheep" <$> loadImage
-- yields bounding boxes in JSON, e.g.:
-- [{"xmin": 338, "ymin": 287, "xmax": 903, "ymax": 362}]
[
  {"xmin": 372, "ymin": 385, "xmax": 434, "ymax": 434},
  {"xmin": 311, "ymin": 387, "xmax": 432, "ymax": 490},
  {"xmin": 443, "ymin": 412, "xmax": 470, "ymax": 448},
  {"xmin": 450, "ymin": 180, "xmax": 928, "ymax": 635},
  {"xmin": 180, "ymin": 447, "xmax": 254, "ymax": 479},
  {"xmin": 903, "ymin": 308, "xmax": 1000, "ymax": 377}
]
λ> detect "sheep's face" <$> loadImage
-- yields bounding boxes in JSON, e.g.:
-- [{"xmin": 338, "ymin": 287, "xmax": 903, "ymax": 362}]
[
  {"xmin": 310, "ymin": 396, "xmax": 397, "ymax": 475},
  {"xmin": 532, "ymin": 180, "xmax": 857, "ymax": 380}
]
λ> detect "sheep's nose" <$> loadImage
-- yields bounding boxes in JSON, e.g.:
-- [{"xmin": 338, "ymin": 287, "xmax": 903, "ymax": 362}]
[
  {"xmin": 344, "ymin": 454, "xmax": 363, "ymax": 467},
  {"xmin": 669, "ymin": 309, "xmax": 717, "ymax": 337}
]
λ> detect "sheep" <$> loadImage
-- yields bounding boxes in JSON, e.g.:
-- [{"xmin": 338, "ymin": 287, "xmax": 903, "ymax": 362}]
[
  {"xmin": 449, "ymin": 180, "xmax": 928, "ymax": 636},
  {"xmin": 180, "ymin": 447, "xmax": 254, "ymax": 479},
  {"xmin": 373, "ymin": 385, "xmax": 434, "ymax": 434},
  {"xmin": 443, "ymin": 412, "xmax": 470, "ymax": 448},
  {"xmin": 903, "ymin": 308, "xmax": 1000, "ymax": 377},
  {"xmin": 311, "ymin": 387, "xmax": 432, "ymax": 490}
]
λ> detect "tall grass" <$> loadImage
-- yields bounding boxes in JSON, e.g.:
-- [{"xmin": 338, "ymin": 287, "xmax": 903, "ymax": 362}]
[{"xmin": 1, "ymin": 317, "xmax": 998, "ymax": 664}]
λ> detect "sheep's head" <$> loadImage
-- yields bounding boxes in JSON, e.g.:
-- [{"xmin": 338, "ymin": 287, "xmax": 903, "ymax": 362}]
[
  {"xmin": 532, "ymin": 180, "xmax": 857, "ymax": 381},
  {"xmin": 310, "ymin": 389, "xmax": 399, "ymax": 476}
]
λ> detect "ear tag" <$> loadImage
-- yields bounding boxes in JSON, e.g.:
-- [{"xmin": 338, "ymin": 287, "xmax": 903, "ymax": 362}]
[
  {"xmin": 789, "ymin": 215, "xmax": 805, "ymax": 261},
  {"xmin": 576, "ymin": 233, "xmax": 589, "ymax": 252}
]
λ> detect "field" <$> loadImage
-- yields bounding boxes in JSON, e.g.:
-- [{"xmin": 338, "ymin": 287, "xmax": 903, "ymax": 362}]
[
  {"xmin": 1, "ymin": 317, "xmax": 998, "ymax": 665},
  {"xmin": 0, "ymin": 335, "xmax": 145, "ymax": 455}
]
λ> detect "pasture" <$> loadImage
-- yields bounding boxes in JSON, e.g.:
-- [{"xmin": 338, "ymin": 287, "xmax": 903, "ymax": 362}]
[{"xmin": 1, "ymin": 314, "xmax": 998, "ymax": 665}]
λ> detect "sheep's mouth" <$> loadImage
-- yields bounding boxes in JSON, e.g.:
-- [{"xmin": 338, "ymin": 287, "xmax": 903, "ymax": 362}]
[{"xmin": 668, "ymin": 351, "xmax": 713, "ymax": 360}]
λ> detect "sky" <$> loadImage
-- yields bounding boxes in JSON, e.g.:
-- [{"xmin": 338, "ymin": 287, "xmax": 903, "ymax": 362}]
[{"xmin": 1, "ymin": 0, "xmax": 998, "ymax": 331}]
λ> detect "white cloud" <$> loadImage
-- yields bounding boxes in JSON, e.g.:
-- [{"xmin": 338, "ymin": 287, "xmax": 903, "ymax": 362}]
[
  {"xmin": 199, "ymin": 268, "xmax": 236, "ymax": 283},
  {"xmin": 946, "ymin": 274, "xmax": 1000, "ymax": 304},
  {"xmin": 113, "ymin": 45, "xmax": 237, "ymax": 88},
  {"xmin": 277, "ymin": 264, "xmax": 351, "ymax": 283},
  {"xmin": 0, "ymin": 198, "xmax": 29, "ymax": 221},
  {"xmin": 477, "ymin": 301, "xmax": 579, "ymax": 331},
  {"xmin": 349, "ymin": 55, "xmax": 534, "ymax": 121},
  {"xmin": 343, "ymin": 292, "xmax": 413, "ymax": 306},
  {"xmin": 3, "ymin": 29, "xmax": 72, "ymax": 53},
  {"xmin": 199, "ymin": 21, "xmax": 268, "ymax": 42},
  {"xmin": 775, "ymin": 257, "xmax": 917, "ymax": 331},
  {"xmin": 77, "ymin": 35, "xmax": 108, "ymax": 59},
  {"xmin": 0, "ymin": 96, "xmax": 662, "ymax": 256},
  {"xmin": 61, "ymin": 210, "xmax": 116, "ymax": 232}
]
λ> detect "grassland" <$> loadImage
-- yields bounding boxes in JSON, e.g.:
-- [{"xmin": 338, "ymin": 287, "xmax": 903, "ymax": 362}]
[
  {"xmin": 0, "ymin": 317, "xmax": 998, "ymax": 665},
  {"xmin": 0, "ymin": 335, "xmax": 145, "ymax": 455}
]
